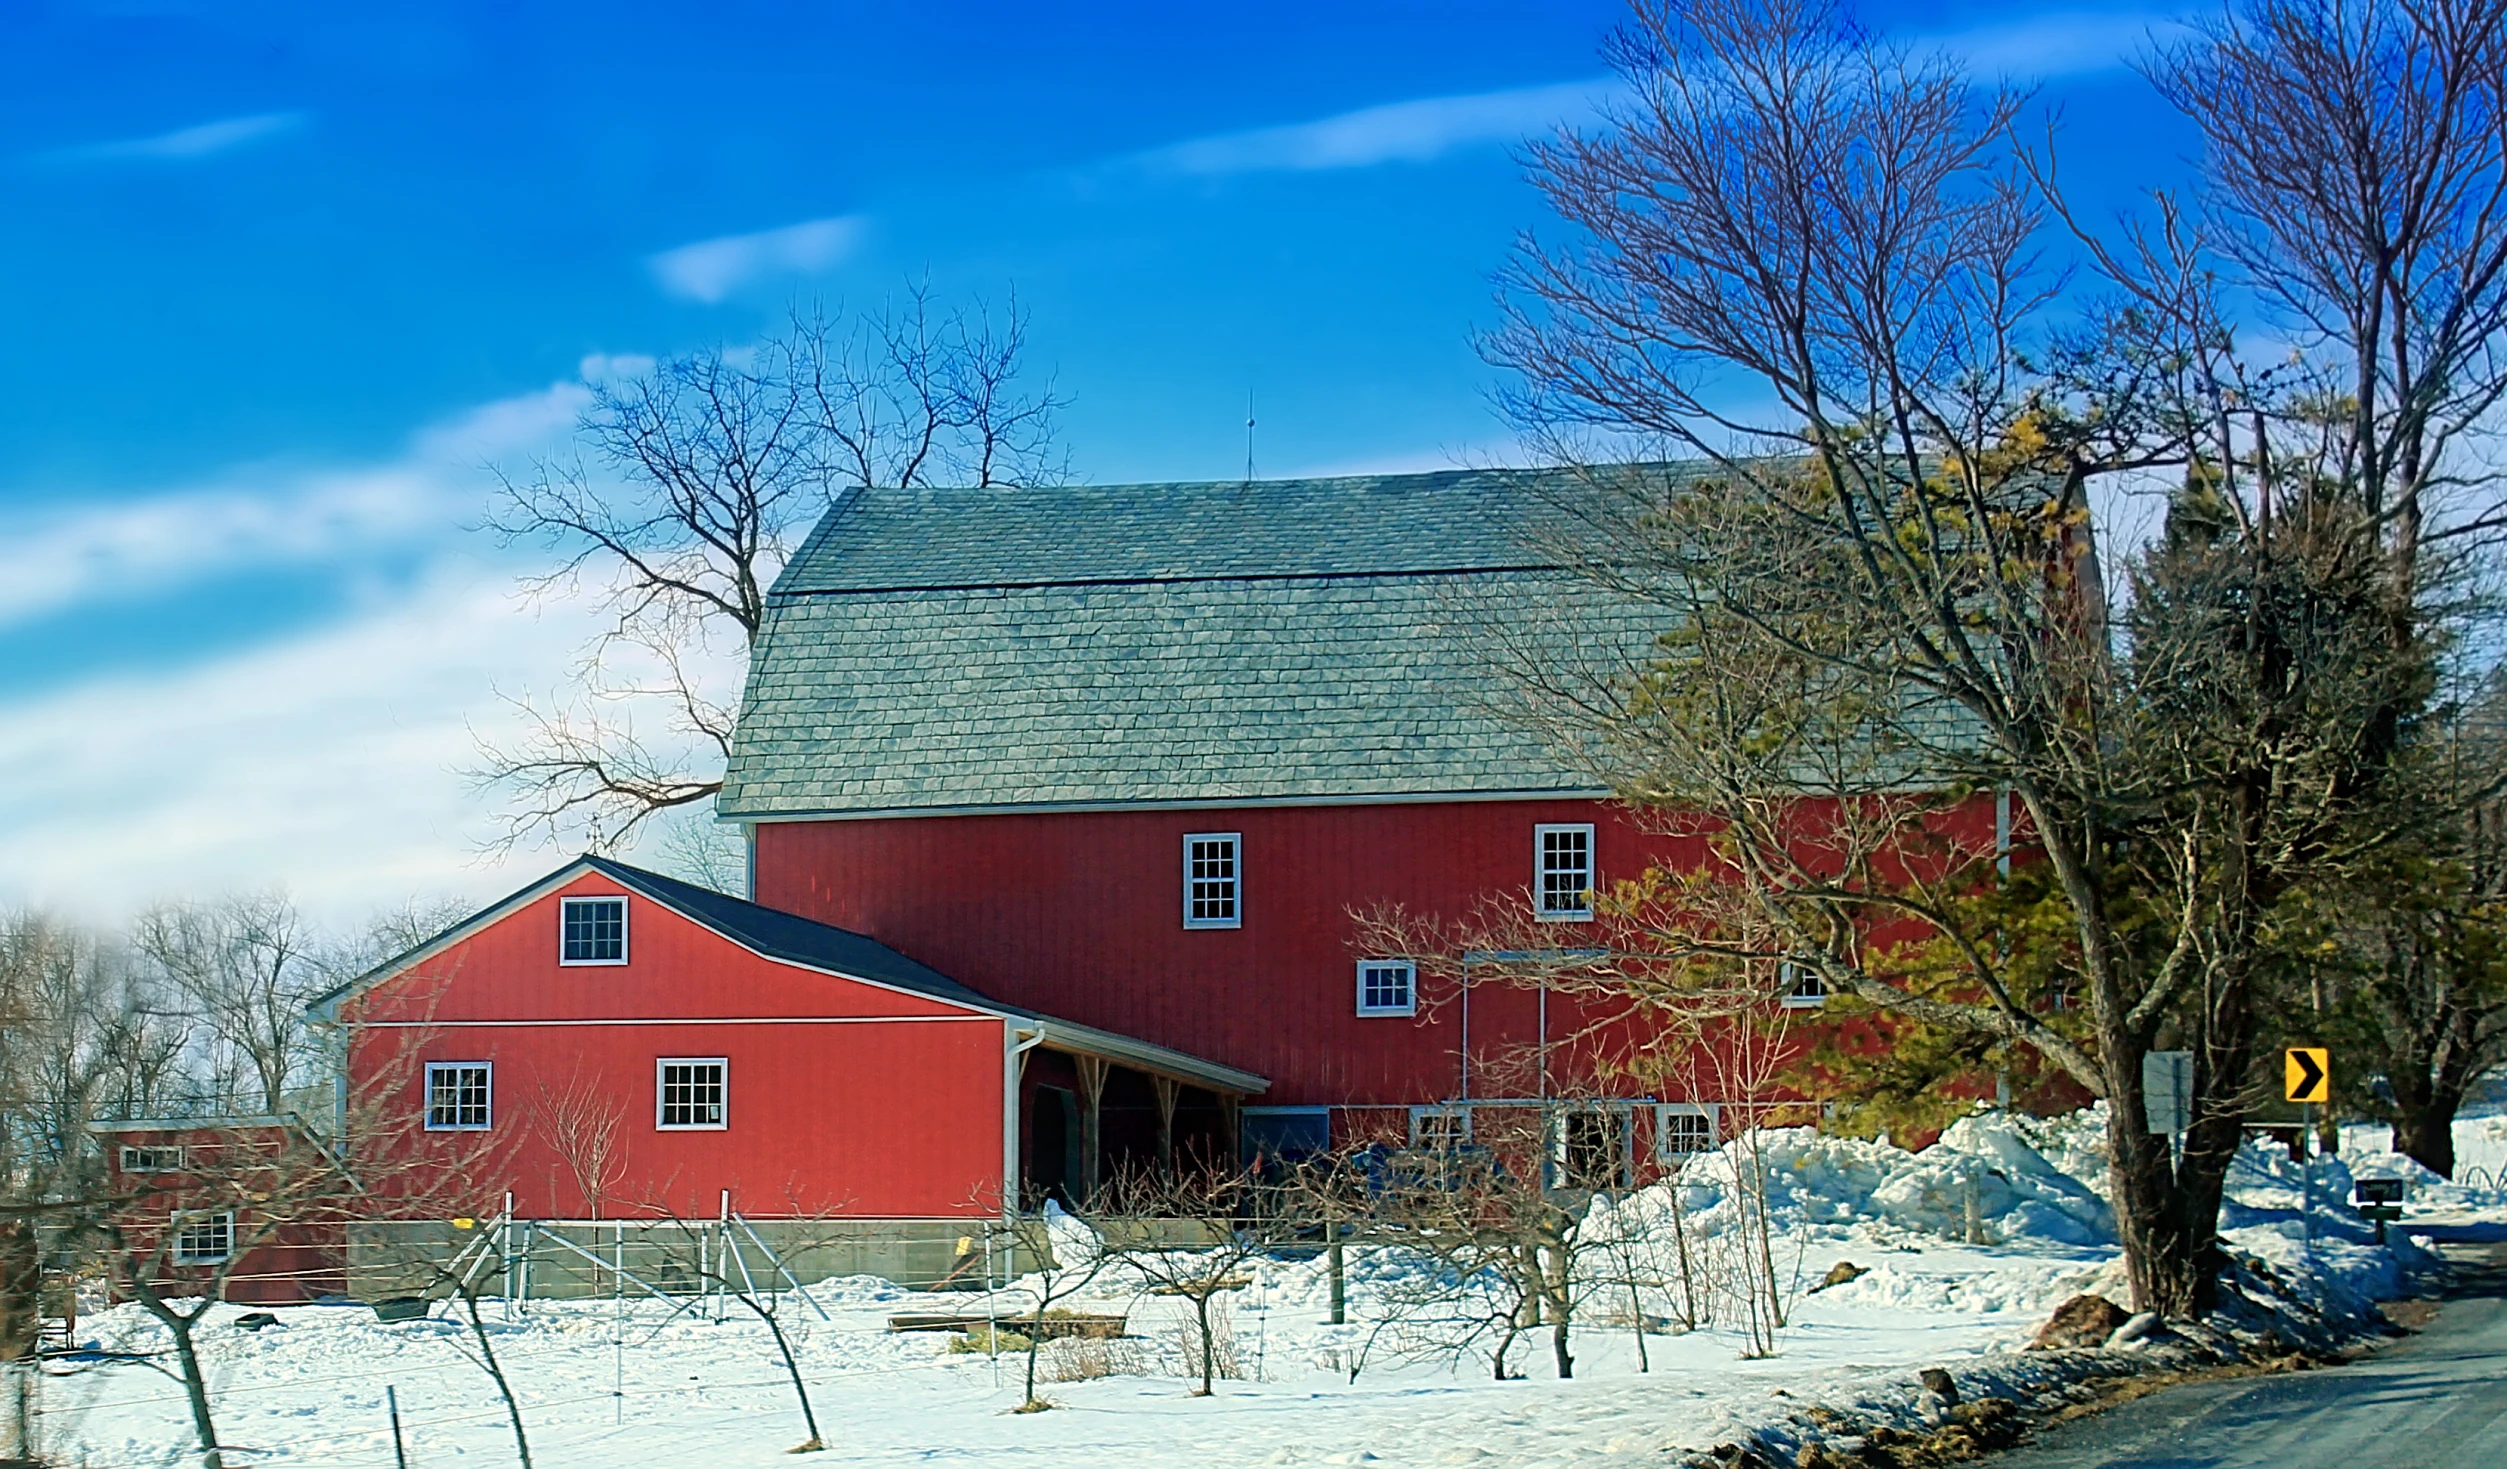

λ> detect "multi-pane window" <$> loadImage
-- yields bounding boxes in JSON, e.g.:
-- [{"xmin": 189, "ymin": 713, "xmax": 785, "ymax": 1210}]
[
  {"xmin": 1183, "ymin": 833, "xmax": 1241, "ymax": 929},
  {"xmin": 657, "ymin": 1058, "xmax": 727, "ymax": 1129},
  {"xmin": 174, "ymin": 1213, "xmax": 234, "ymax": 1265},
  {"xmin": 561, "ymin": 896, "xmax": 628, "ymax": 964},
  {"xmin": 1410, "ymin": 1106, "xmax": 1471, "ymax": 1150},
  {"xmin": 1356, "ymin": 960, "xmax": 1416, "ymax": 1016},
  {"xmin": 1779, "ymin": 962, "xmax": 1828, "ymax": 1009},
  {"xmin": 120, "ymin": 1144, "xmax": 183, "ymax": 1173},
  {"xmin": 1535, "ymin": 824, "xmax": 1595, "ymax": 921},
  {"xmin": 1658, "ymin": 1106, "xmax": 1718, "ymax": 1156},
  {"xmin": 425, "ymin": 1063, "xmax": 493, "ymax": 1130}
]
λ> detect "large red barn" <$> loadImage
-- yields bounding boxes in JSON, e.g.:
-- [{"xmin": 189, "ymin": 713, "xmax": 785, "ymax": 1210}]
[{"xmin": 718, "ymin": 467, "xmax": 1766, "ymax": 1168}]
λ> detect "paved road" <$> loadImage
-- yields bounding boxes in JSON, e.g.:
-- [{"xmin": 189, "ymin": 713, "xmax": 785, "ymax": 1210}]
[{"xmin": 1986, "ymin": 1246, "xmax": 2507, "ymax": 1469}]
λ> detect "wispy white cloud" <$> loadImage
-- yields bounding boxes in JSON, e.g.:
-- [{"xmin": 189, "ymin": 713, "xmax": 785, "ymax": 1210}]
[
  {"xmin": 41, "ymin": 111, "xmax": 306, "ymax": 165},
  {"xmin": 0, "ymin": 379, "xmax": 587, "ymax": 632},
  {"xmin": 0, "ymin": 564, "xmax": 624, "ymax": 922},
  {"xmin": 647, "ymin": 216, "xmax": 866, "ymax": 303},
  {"xmin": 1130, "ymin": 78, "xmax": 1614, "ymax": 177},
  {"xmin": 1933, "ymin": 10, "xmax": 2189, "ymax": 78},
  {"xmin": 0, "ymin": 373, "xmax": 724, "ymax": 921},
  {"xmin": 1127, "ymin": 11, "xmax": 2179, "ymax": 181}
]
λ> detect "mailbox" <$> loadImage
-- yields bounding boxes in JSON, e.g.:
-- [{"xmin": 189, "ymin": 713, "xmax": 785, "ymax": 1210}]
[{"xmin": 2354, "ymin": 1177, "xmax": 2406, "ymax": 1241}]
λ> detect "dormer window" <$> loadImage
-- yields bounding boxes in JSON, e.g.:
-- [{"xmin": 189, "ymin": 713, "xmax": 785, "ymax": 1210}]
[
  {"xmin": 561, "ymin": 896, "xmax": 628, "ymax": 965},
  {"xmin": 1535, "ymin": 823, "xmax": 1595, "ymax": 921}
]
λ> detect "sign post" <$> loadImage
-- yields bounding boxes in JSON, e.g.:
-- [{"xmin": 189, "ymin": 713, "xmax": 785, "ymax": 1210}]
[
  {"xmin": 2143, "ymin": 1050, "xmax": 2192, "ymax": 1174},
  {"xmin": 2285, "ymin": 1048, "xmax": 2331, "ymax": 1258}
]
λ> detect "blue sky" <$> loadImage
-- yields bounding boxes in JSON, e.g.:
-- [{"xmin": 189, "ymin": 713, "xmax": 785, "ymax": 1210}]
[{"xmin": 0, "ymin": 1, "xmax": 2199, "ymax": 919}]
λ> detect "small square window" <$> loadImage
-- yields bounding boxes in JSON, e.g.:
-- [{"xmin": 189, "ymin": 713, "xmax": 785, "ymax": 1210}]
[
  {"xmin": 425, "ymin": 1063, "xmax": 493, "ymax": 1130},
  {"xmin": 120, "ymin": 1144, "xmax": 183, "ymax": 1173},
  {"xmin": 1410, "ymin": 1106, "xmax": 1471, "ymax": 1150},
  {"xmin": 1780, "ymin": 962, "xmax": 1828, "ymax": 1009},
  {"xmin": 657, "ymin": 1058, "xmax": 727, "ymax": 1130},
  {"xmin": 1357, "ymin": 960, "xmax": 1417, "ymax": 1016},
  {"xmin": 561, "ymin": 897, "xmax": 628, "ymax": 965},
  {"xmin": 1183, "ymin": 834, "xmax": 1241, "ymax": 929},
  {"xmin": 1535, "ymin": 824, "xmax": 1595, "ymax": 921},
  {"xmin": 1658, "ymin": 1105, "xmax": 1720, "ymax": 1157},
  {"xmin": 174, "ymin": 1213, "xmax": 234, "ymax": 1265}
]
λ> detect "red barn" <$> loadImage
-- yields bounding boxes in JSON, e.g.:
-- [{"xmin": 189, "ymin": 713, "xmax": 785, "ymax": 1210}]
[
  {"xmin": 311, "ymin": 856, "xmax": 1263, "ymax": 1222},
  {"xmin": 717, "ymin": 467, "xmax": 1768, "ymax": 1170}
]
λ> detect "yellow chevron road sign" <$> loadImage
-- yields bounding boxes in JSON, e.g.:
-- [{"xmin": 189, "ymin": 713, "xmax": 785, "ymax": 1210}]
[{"xmin": 2284, "ymin": 1047, "xmax": 2330, "ymax": 1105}]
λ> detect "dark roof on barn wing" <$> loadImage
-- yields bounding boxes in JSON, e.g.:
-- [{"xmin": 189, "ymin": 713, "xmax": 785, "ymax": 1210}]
[
  {"xmin": 308, "ymin": 857, "xmax": 1267, "ymax": 1096},
  {"xmin": 718, "ymin": 467, "xmax": 1680, "ymax": 820}
]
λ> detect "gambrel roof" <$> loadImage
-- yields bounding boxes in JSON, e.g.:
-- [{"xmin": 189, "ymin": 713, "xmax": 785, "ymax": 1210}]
[{"xmin": 718, "ymin": 467, "xmax": 1671, "ymax": 820}]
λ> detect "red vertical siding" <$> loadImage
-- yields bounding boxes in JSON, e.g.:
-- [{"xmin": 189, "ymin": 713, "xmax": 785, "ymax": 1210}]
[
  {"xmin": 347, "ymin": 874, "xmax": 1007, "ymax": 1219},
  {"xmin": 755, "ymin": 800, "xmax": 1709, "ymax": 1108}
]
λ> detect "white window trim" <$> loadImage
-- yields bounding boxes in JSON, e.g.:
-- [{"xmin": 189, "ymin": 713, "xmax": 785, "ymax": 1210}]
[
  {"xmin": 1408, "ymin": 1104, "xmax": 1473, "ymax": 1147},
  {"xmin": 655, "ymin": 1056, "xmax": 728, "ymax": 1131},
  {"xmin": 424, "ymin": 1061, "xmax": 495, "ymax": 1131},
  {"xmin": 1534, "ymin": 822, "xmax": 1596, "ymax": 922},
  {"xmin": 173, "ymin": 1212, "xmax": 236, "ymax": 1266},
  {"xmin": 559, "ymin": 894, "xmax": 631, "ymax": 967},
  {"xmin": 1656, "ymin": 1102, "xmax": 1722, "ymax": 1158},
  {"xmin": 1779, "ymin": 960, "xmax": 1828, "ymax": 1009},
  {"xmin": 1355, "ymin": 959, "xmax": 1417, "ymax": 1017},
  {"xmin": 1182, "ymin": 832, "xmax": 1243, "ymax": 931},
  {"xmin": 120, "ymin": 1144, "xmax": 183, "ymax": 1173}
]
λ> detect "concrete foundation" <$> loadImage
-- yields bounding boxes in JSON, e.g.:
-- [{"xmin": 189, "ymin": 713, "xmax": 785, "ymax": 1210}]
[{"xmin": 345, "ymin": 1217, "xmax": 1048, "ymax": 1303}]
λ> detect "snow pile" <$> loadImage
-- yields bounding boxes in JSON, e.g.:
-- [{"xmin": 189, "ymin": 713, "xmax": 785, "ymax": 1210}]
[
  {"xmin": 1640, "ymin": 1110, "xmax": 2114, "ymax": 1249},
  {"xmin": 2343, "ymin": 1150, "xmax": 2507, "ymax": 1212}
]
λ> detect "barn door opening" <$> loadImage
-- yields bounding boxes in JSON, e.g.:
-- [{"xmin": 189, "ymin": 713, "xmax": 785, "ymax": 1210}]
[
  {"xmin": 1553, "ymin": 1106, "xmax": 1629, "ymax": 1191},
  {"xmin": 1027, "ymin": 1085, "xmax": 1080, "ymax": 1208}
]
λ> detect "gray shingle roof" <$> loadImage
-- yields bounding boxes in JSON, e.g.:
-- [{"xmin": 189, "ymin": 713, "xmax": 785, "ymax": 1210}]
[{"xmin": 719, "ymin": 468, "xmax": 1667, "ymax": 819}]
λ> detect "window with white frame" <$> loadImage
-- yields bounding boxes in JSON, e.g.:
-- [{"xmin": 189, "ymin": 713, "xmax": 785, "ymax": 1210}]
[
  {"xmin": 1657, "ymin": 1104, "xmax": 1720, "ymax": 1157},
  {"xmin": 174, "ymin": 1213, "xmax": 234, "ymax": 1265},
  {"xmin": 1183, "ymin": 833, "xmax": 1241, "ymax": 929},
  {"xmin": 1779, "ymin": 961, "xmax": 1828, "ymax": 1009},
  {"xmin": 120, "ymin": 1144, "xmax": 183, "ymax": 1173},
  {"xmin": 1409, "ymin": 1106, "xmax": 1471, "ymax": 1150},
  {"xmin": 1356, "ymin": 960, "xmax": 1416, "ymax": 1016},
  {"xmin": 1535, "ymin": 823, "xmax": 1595, "ymax": 920},
  {"xmin": 657, "ymin": 1058, "xmax": 727, "ymax": 1129},
  {"xmin": 425, "ymin": 1062, "xmax": 493, "ymax": 1130},
  {"xmin": 560, "ymin": 896, "xmax": 628, "ymax": 964}
]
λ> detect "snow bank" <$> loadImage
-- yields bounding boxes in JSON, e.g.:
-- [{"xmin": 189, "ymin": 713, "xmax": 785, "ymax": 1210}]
[{"xmin": 1626, "ymin": 1110, "xmax": 2113, "ymax": 1251}]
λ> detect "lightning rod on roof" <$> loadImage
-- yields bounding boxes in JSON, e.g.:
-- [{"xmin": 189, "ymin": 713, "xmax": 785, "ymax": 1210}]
[{"xmin": 1245, "ymin": 389, "xmax": 1256, "ymax": 485}]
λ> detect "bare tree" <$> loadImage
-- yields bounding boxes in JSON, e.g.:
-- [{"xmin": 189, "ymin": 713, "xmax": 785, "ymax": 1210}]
[
  {"xmin": 479, "ymin": 283, "xmax": 1067, "ymax": 853},
  {"xmin": 1096, "ymin": 1162, "xmax": 1301, "ymax": 1396},
  {"xmin": 1479, "ymin": 0, "xmax": 2449, "ymax": 1318},
  {"xmin": 528, "ymin": 1066, "xmax": 627, "ymax": 1219},
  {"xmin": 135, "ymin": 896, "xmax": 325, "ymax": 1117},
  {"xmin": 2139, "ymin": 0, "xmax": 2507, "ymax": 1176}
]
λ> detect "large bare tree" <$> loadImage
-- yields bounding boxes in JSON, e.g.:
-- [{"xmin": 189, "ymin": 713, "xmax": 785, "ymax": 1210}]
[
  {"xmin": 2145, "ymin": 0, "xmax": 2507, "ymax": 1175},
  {"xmin": 479, "ymin": 283, "xmax": 1067, "ymax": 855},
  {"xmin": 1477, "ymin": 0, "xmax": 2469, "ymax": 1315}
]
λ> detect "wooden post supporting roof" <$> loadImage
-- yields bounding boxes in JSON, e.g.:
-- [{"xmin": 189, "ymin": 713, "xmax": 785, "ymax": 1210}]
[
  {"xmin": 1151, "ymin": 1075, "xmax": 1180, "ymax": 1180},
  {"xmin": 1072, "ymin": 1054, "xmax": 1109, "ymax": 1206}
]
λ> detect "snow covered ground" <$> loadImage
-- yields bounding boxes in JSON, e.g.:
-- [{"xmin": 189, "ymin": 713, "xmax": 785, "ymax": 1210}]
[{"xmin": 47, "ymin": 1105, "xmax": 2500, "ymax": 1469}]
